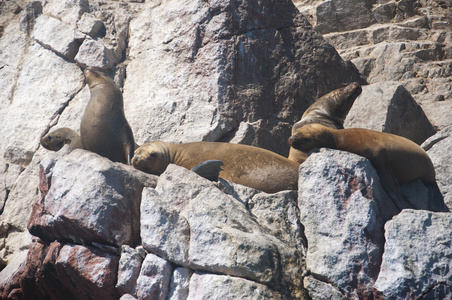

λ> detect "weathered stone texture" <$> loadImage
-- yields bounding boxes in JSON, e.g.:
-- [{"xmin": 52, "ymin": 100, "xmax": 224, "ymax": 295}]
[
  {"xmin": 374, "ymin": 209, "xmax": 452, "ymax": 298},
  {"xmin": 298, "ymin": 149, "xmax": 387, "ymax": 298},
  {"xmin": 27, "ymin": 149, "xmax": 157, "ymax": 247},
  {"xmin": 0, "ymin": 0, "xmax": 451, "ymax": 299},
  {"xmin": 294, "ymin": 0, "xmax": 452, "ymax": 131}
]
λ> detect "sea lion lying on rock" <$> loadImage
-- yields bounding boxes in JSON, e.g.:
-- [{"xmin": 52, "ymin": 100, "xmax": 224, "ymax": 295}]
[
  {"xmin": 289, "ymin": 123, "xmax": 449, "ymax": 212},
  {"xmin": 132, "ymin": 141, "xmax": 300, "ymax": 193},
  {"xmin": 288, "ymin": 82, "xmax": 362, "ymax": 164}
]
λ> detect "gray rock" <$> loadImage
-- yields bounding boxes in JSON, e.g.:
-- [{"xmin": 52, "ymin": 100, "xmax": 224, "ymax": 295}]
[
  {"xmin": 27, "ymin": 149, "xmax": 157, "ymax": 246},
  {"xmin": 0, "ymin": 41, "xmax": 84, "ymax": 166},
  {"xmin": 303, "ymin": 275, "xmax": 345, "ymax": 299},
  {"xmin": 75, "ymin": 38, "xmax": 116, "ymax": 70},
  {"xmin": 124, "ymin": 0, "xmax": 360, "ymax": 156},
  {"xmin": 187, "ymin": 273, "xmax": 281, "ymax": 299},
  {"xmin": 116, "ymin": 245, "xmax": 144, "ymax": 297},
  {"xmin": 120, "ymin": 294, "xmax": 138, "ymax": 300},
  {"xmin": 374, "ymin": 209, "xmax": 452, "ymax": 298},
  {"xmin": 136, "ymin": 253, "xmax": 173, "ymax": 300},
  {"xmin": 43, "ymin": 0, "xmax": 89, "ymax": 27},
  {"xmin": 77, "ymin": 13, "xmax": 104, "ymax": 37},
  {"xmin": 344, "ymin": 81, "xmax": 435, "ymax": 144},
  {"xmin": 168, "ymin": 267, "xmax": 192, "ymax": 300},
  {"xmin": 422, "ymin": 126, "xmax": 452, "ymax": 210},
  {"xmin": 140, "ymin": 187, "xmax": 190, "ymax": 266},
  {"xmin": 155, "ymin": 165, "xmax": 303, "ymax": 297},
  {"xmin": 312, "ymin": 0, "xmax": 376, "ymax": 34},
  {"xmin": 32, "ymin": 15, "xmax": 83, "ymax": 60},
  {"xmin": 298, "ymin": 148, "xmax": 386, "ymax": 298}
]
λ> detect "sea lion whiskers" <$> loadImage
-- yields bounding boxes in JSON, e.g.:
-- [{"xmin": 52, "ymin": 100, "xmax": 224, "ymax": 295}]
[{"xmin": 132, "ymin": 142, "xmax": 171, "ymax": 175}]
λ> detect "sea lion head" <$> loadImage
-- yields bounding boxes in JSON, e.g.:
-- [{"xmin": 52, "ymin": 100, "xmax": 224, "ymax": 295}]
[
  {"xmin": 288, "ymin": 124, "xmax": 334, "ymax": 152},
  {"xmin": 41, "ymin": 128, "xmax": 78, "ymax": 151},
  {"xmin": 293, "ymin": 82, "xmax": 362, "ymax": 132},
  {"xmin": 329, "ymin": 82, "xmax": 362, "ymax": 119},
  {"xmin": 84, "ymin": 67, "xmax": 115, "ymax": 89},
  {"xmin": 132, "ymin": 142, "xmax": 171, "ymax": 175}
]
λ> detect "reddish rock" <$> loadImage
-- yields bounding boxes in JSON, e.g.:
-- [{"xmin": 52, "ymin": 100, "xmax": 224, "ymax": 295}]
[{"xmin": 1, "ymin": 240, "xmax": 120, "ymax": 300}]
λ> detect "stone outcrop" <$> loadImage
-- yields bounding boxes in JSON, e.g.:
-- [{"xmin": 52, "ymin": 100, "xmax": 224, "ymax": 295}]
[
  {"xmin": 0, "ymin": 0, "xmax": 451, "ymax": 299},
  {"xmin": 344, "ymin": 81, "xmax": 436, "ymax": 144},
  {"xmin": 1, "ymin": 147, "xmax": 450, "ymax": 299},
  {"xmin": 294, "ymin": 0, "xmax": 452, "ymax": 131},
  {"xmin": 422, "ymin": 125, "xmax": 452, "ymax": 209}
]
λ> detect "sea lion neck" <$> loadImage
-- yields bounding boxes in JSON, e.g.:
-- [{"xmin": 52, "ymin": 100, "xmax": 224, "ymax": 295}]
[{"xmin": 169, "ymin": 143, "xmax": 187, "ymax": 167}]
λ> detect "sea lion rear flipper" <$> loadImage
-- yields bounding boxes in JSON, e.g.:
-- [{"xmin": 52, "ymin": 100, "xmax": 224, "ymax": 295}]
[
  {"xmin": 374, "ymin": 163, "xmax": 411, "ymax": 211},
  {"xmin": 191, "ymin": 160, "xmax": 224, "ymax": 182},
  {"xmin": 426, "ymin": 182, "xmax": 450, "ymax": 212}
]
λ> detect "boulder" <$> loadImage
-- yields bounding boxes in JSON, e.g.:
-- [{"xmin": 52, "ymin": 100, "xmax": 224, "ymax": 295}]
[
  {"xmin": 27, "ymin": 149, "xmax": 157, "ymax": 247},
  {"xmin": 32, "ymin": 15, "xmax": 83, "ymax": 60},
  {"xmin": 168, "ymin": 267, "xmax": 192, "ymax": 300},
  {"xmin": 422, "ymin": 126, "xmax": 452, "ymax": 209},
  {"xmin": 124, "ymin": 0, "xmax": 362, "ymax": 156},
  {"xmin": 0, "ymin": 240, "xmax": 119, "ymax": 300},
  {"xmin": 344, "ymin": 81, "xmax": 435, "ymax": 144},
  {"xmin": 152, "ymin": 164, "xmax": 305, "ymax": 296},
  {"xmin": 187, "ymin": 273, "xmax": 281, "ymax": 299},
  {"xmin": 374, "ymin": 209, "xmax": 452, "ymax": 298},
  {"xmin": 298, "ymin": 148, "xmax": 387, "ymax": 298},
  {"xmin": 136, "ymin": 253, "xmax": 173, "ymax": 300},
  {"xmin": 116, "ymin": 245, "xmax": 144, "ymax": 297}
]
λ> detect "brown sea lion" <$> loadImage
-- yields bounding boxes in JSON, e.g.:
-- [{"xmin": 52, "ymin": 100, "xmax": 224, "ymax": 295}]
[
  {"xmin": 288, "ymin": 124, "xmax": 449, "ymax": 212},
  {"xmin": 288, "ymin": 82, "xmax": 362, "ymax": 164},
  {"xmin": 40, "ymin": 128, "xmax": 82, "ymax": 151},
  {"xmin": 80, "ymin": 67, "xmax": 135, "ymax": 165},
  {"xmin": 132, "ymin": 141, "xmax": 300, "ymax": 193}
]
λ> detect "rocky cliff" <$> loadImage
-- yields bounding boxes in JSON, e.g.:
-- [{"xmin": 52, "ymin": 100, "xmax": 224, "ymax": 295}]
[{"xmin": 0, "ymin": 0, "xmax": 451, "ymax": 299}]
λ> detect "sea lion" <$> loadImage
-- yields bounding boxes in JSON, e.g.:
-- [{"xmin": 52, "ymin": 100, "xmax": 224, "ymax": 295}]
[
  {"xmin": 132, "ymin": 141, "xmax": 300, "ymax": 193},
  {"xmin": 40, "ymin": 127, "xmax": 82, "ymax": 151},
  {"xmin": 80, "ymin": 67, "xmax": 135, "ymax": 165},
  {"xmin": 288, "ymin": 82, "xmax": 362, "ymax": 164},
  {"xmin": 288, "ymin": 123, "xmax": 449, "ymax": 212}
]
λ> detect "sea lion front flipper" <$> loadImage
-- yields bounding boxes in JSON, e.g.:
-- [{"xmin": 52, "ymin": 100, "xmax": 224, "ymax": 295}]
[{"xmin": 191, "ymin": 160, "xmax": 224, "ymax": 182}]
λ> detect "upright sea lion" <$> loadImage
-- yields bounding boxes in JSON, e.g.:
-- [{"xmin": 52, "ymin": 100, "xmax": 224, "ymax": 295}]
[
  {"xmin": 80, "ymin": 67, "xmax": 135, "ymax": 165},
  {"xmin": 132, "ymin": 141, "xmax": 300, "ymax": 193},
  {"xmin": 288, "ymin": 124, "xmax": 449, "ymax": 212},
  {"xmin": 40, "ymin": 127, "xmax": 82, "ymax": 151},
  {"xmin": 288, "ymin": 82, "xmax": 362, "ymax": 164}
]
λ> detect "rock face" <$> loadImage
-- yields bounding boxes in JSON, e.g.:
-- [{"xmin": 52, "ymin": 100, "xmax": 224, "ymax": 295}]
[
  {"xmin": 294, "ymin": 0, "xmax": 452, "ymax": 131},
  {"xmin": 422, "ymin": 126, "xmax": 452, "ymax": 209},
  {"xmin": 1, "ymin": 0, "xmax": 451, "ymax": 299}
]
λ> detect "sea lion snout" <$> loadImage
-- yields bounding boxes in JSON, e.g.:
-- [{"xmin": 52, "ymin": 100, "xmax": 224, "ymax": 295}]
[{"xmin": 131, "ymin": 155, "xmax": 140, "ymax": 165}]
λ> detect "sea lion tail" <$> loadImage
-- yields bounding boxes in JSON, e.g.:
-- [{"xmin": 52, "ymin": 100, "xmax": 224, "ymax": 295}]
[{"xmin": 427, "ymin": 182, "xmax": 450, "ymax": 212}]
